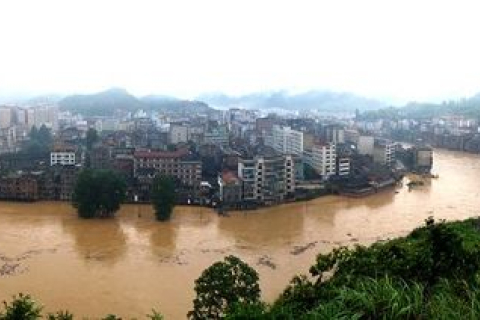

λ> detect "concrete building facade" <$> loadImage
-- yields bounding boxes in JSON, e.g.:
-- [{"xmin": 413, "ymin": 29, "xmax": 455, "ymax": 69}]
[{"xmin": 238, "ymin": 153, "xmax": 295, "ymax": 204}]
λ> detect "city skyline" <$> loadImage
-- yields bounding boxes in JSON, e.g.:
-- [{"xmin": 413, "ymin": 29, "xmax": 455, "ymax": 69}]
[{"xmin": 1, "ymin": 0, "xmax": 480, "ymax": 104}]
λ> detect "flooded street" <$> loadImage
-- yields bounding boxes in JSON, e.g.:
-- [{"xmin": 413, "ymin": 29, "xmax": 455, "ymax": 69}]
[{"xmin": 1, "ymin": 148, "xmax": 480, "ymax": 319}]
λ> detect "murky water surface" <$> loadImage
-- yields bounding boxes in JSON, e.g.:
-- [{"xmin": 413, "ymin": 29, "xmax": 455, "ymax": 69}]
[{"xmin": 0, "ymin": 149, "xmax": 479, "ymax": 319}]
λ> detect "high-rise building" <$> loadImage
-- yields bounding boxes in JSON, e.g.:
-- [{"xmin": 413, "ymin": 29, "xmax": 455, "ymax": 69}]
[
  {"xmin": 204, "ymin": 125, "xmax": 229, "ymax": 147},
  {"xmin": 304, "ymin": 143, "xmax": 337, "ymax": 179},
  {"xmin": 267, "ymin": 125, "xmax": 304, "ymax": 156},
  {"xmin": 0, "ymin": 107, "xmax": 12, "ymax": 129},
  {"xmin": 169, "ymin": 123, "xmax": 189, "ymax": 144},
  {"xmin": 323, "ymin": 125, "xmax": 345, "ymax": 144}
]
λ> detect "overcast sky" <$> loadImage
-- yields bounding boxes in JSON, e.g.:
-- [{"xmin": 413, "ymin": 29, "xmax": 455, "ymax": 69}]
[{"xmin": 0, "ymin": 0, "xmax": 479, "ymax": 104}]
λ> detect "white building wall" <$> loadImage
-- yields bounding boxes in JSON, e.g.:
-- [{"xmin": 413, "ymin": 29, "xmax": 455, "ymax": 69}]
[
  {"xmin": 51, "ymin": 152, "xmax": 76, "ymax": 166},
  {"xmin": 358, "ymin": 136, "xmax": 375, "ymax": 156},
  {"xmin": 269, "ymin": 125, "xmax": 303, "ymax": 155},
  {"xmin": 169, "ymin": 124, "xmax": 189, "ymax": 144}
]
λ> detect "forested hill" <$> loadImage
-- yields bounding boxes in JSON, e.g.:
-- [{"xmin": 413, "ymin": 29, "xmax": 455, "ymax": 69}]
[{"xmin": 58, "ymin": 88, "xmax": 216, "ymax": 116}]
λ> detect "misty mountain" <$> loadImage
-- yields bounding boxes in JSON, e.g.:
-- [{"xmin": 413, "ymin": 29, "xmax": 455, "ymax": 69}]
[
  {"xmin": 139, "ymin": 95, "xmax": 215, "ymax": 115},
  {"xmin": 361, "ymin": 94, "xmax": 480, "ymax": 120},
  {"xmin": 198, "ymin": 90, "xmax": 387, "ymax": 112},
  {"xmin": 59, "ymin": 88, "xmax": 215, "ymax": 116}
]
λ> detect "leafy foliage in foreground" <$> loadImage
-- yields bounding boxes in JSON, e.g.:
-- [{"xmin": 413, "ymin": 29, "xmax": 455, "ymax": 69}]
[
  {"xmin": 188, "ymin": 255, "xmax": 261, "ymax": 319},
  {"xmin": 226, "ymin": 217, "xmax": 480, "ymax": 319},
  {"xmin": 0, "ymin": 294, "xmax": 42, "ymax": 320},
  {"xmin": 0, "ymin": 296, "xmax": 163, "ymax": 320}
]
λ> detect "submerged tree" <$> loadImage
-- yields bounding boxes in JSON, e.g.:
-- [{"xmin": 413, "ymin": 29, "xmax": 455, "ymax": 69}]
[
  {"xmin": 151, "ymin": 176, "xmax": 176, "ymax": 221},
  {"xmin": 188, "ymin": 255, "xmax": 261, "ymax": 320},
  {"xmin": 72, "ymin": 169, "xmax": 126, "ymax": 218}
]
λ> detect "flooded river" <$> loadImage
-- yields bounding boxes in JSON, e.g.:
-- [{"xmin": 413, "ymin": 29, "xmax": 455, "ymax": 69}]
[{"xmin": 1, "ymin": 149, "xmax": 480, "ymax": 319}]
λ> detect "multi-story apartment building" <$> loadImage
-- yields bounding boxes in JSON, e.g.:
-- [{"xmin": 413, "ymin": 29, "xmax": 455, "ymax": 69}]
[
  {"xmin": 218, "ymin": 170, "xmax": 243, "ymax": 207},
  {"xmin": 34, "ymin": 104, "xmax": 58, "ymax": 131},
  {"xmin": 255, "ymin": 117, "xmax": 275, "ymax": 138},
  {"xmin": 323, "ymin": 125, "xmax": 345, "ymax": 144},
  {"xmin": 337, "ymin": 157, "xmax": 351, "ymax": 176},
  {"xmin": 0, "ymin": 107, "xmax": 12, "ymax": 129},
  {"xmin": 51, "ymin": 151, "xmax": 76, "ymax": 166},
  {"xmin": 413, "ymin": 145, "xmax": 433, "ymax": 173},
  {"xmin": 304, "ymin": 143, "xmax": 337, "ymax": 179},
  {"xmin": 0, "ymin": 173, "xmax": 39, "ymax": 201},
  {"xmin": 0, "ymin": 126, "xmax": 17, "ymax": 154},
  {"xmin": 46, "ymin": 165, "xmax": 80, "ymax": 200},
  {"xmin": 267, "ymin": 125, "xmax": 304, "ymax": 156},
  {"xmin": 357, "ymin": 135, "xmax": 375, "ymax": 156},
  {"xmin": 204, "ymin": 125, "xmax": 229, "ymax": 147},
  {"xmin": 169, "ymin": 123, "xmax": 189, "ymax": 144},
  {"xmin": 373, "ymin": 138, "xmax": 396, "ymax": 166},
  {"xmin": 133, "ymin": 149, "xmax": 202, "ymax": 187},
  {"xmin": 238, "ymin": 153, "xmax": 295, "ymax": 204}
]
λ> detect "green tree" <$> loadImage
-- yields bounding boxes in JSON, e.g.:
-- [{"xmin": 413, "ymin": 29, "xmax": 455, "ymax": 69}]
[
  {"xmin": 46, "ymin": 310, "xmax": 74, "ymax": 320},
  {"xmin": 37, "ymin": 125, "xmax": 52, "ymax": 146},
  {"xmin": 151, "ymin": 176, "xmax": 176, "ymax": 221},
  {"xmin": 86, "ymin": 128, "xmax": 98, "ymax": 151},
  {"xmin": 0, "ymin": 294, "xmax": 42, "ymax": 320},
  {"xmin": 29, "ymin": 126, "xmax": 38, "ymax": 141},
  {"xmin": 23, "ymin": 125, "xmax": 52, "ymax": 155},
  {"xmin": 72, "ymin": 169, "xmax": 126, "ymax": 218},
  {"xmin": 188, "ymin": 255, "xmax": 261, "ymax": 320},
  {"xmin": 146, "ymin": 309, "xmax": 164, "ymax": 320}
]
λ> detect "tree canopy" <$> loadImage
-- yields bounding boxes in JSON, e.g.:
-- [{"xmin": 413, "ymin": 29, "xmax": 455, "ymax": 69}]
[
  {"xmin": 151, "ymin": 176, "xmax": 176, "ymax": 221},
  {"xmin": 23, "ymin": 125, "xmax": 53, "ymax": 155},
  {"xmin": 72, "ymin": 169, "xmax": 126, "ymax": 218},
  {"xmin": 86, "ymin": 128, "xmax": 98, "ymax": 151},
  {"xmin": 188, "ymin": 255, "xmax": 261, "ymax": 319}
]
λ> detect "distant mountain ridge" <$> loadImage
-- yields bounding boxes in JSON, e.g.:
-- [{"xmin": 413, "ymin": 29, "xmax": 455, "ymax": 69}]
[
  {"xmin": 59, "ymin": 88, "xmax": 215, "ymax": 116},
  {"xmin": 197, "ymin": 90, "xmax": 387, "ymax": 112}
]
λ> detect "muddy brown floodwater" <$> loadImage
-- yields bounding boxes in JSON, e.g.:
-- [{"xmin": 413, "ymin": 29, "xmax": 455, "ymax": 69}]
[{"xmin": 0, "ymin": 149, "xmax": 480, "ymax": 319}]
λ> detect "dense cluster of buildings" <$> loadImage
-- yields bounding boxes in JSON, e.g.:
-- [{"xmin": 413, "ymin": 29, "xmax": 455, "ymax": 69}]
[
  {"xmin": 0, "ymin": 104, "xmax": 58, "ymax": 154},
  {"xmin": 0, "ymin": 103, "xmax": 435, "ymax": 206},
  {"xmin": 358, "ymin": 116, "xmax": 480, "ymax": 153}
]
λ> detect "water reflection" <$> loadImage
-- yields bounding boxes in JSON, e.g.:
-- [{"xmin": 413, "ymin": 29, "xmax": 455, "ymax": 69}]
[
  {"xmin": 149, "ymin": 224, "xmax": 179, "ymax": 256},
  {"xmin": 218, "ymin": 203, "xmax": 305, "ymax": 248},
  {"xmin": 62, "ymin": 218, "xmax": 127, "ymax": 265}
]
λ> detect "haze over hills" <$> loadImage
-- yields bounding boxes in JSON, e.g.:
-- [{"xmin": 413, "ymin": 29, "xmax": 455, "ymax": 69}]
[
  {"xmin": 55, "ymin": 88, "xmax": 390, "ymax": 116},
  {"xmin": 198, "ymin": 90, "xmax": 388, "ymax": 112},
  {"xmin": 58, "ymin": 88, "xmax": 214, "ymax": 116},
  {"xmin": 5, "ymin": 87, "xmax": 480, "ymax": 119}
]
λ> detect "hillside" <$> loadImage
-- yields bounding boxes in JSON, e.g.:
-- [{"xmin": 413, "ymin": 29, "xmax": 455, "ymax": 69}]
[
  {"xmin": 361, "ymin": 94, "xmax": 480, "ymax": 120},
  {"xmin": 59, "ymin": 88, "xmax": 216, "ymax": 116}
]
